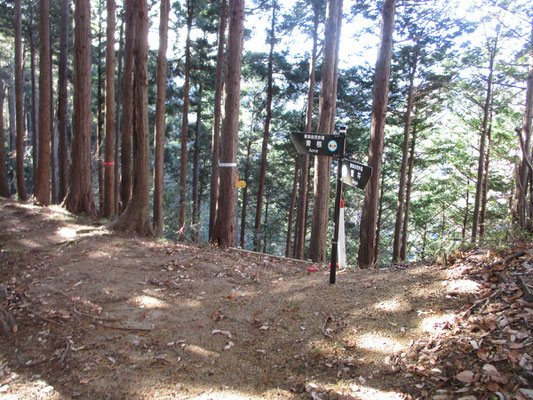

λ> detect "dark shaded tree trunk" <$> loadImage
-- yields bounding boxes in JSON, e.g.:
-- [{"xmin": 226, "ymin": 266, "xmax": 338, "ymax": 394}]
[
  {"xmin": 285, "ymin": 156, "xmax": 300, "ymax": 257},
  {"xmin": 209, "ymin": 0, "xmax": 227, "ymax": 239},
  {"xmin": 358, "ymin": 0, "xmax": 396, "ymax": 268},
  {"xmin": 114, "ymin": 16, "xmax": 124, "ymax": 214},
  {"xmin": 29, "ymin": 5, "xmax": 39, "ymax": 188},
  {"xmin": 64, "ymin": 0, "xmax": 98, "ymax": 217},
  {"xmin": 178, "ymin": 0, "xmax": 195, "ymax": 230},
  {"xmin": 240, "ymin": 137, "xmax": 252, "ymax": 248},
  {"xmin": 472, "ymin": 39, "xmax": 496, "ymax": 242},
  {"xmin": 96, "ymin": 1, "xmax": 105, "ymax": 215},
  {"xmin": 212, "ymin": 0, "xmax": 245, "ymax": 249},
  {"xmin": 309, "ymin": 0, "xmax": 343, "ymax": 263},
  {"xmin": 120, "ymin": 0, "xmax": 135, "ymax": 212},
  {"xmin": 15, "ymin": 0, "xmax": 27, "ymax": 201},
  {"xmin": 294, "ymin": 0, "xmax": 319, "ymax": 260},
  {"xmin": 35, "ymin": 0, "xmax": 53, "ymax": 204},
  {"xmin": 103, "ymin": 0, "xmax": 116, "ymax": 217},
  {"xmin": 254, "ymin": 0, "xmax": 277, "ymax": 252},
  {"xmin": 0, "ymin": 55, "xmax": 9, "ymax": 197},
  {"xmin": 58, "ymin": 0, "xmax": 70, "ymax": 203},
  {"xmin": 374, "ymin": 176, "xmax": 385, "ymax": 263},
  {"xmin": 400, "ymin": 121, "xmax": 417, "ymax": 261},
  {"xmin": 153, "ymin": 0, "xmax": 170, "ymax": 236},
  {"xmin": 109, "ymin": 0, "xmax": 153, "ymax": 236},
  {"xmin": 479, "ymin": 127, "xmax": 492, "ymax": 237},
  {"xmin": 192, "ymin": 85, "xmax": 203, "ymax": 242},
  {"xmin": 462, "ymin": 181, "xmax": 470, "ymax": 241},
  {"xmin": 262, "ymin": 194, "xmax": 270, "ymax": 253},
  {"xmin": 392, "ymin": 46, "xmax": 418, "ymax": 262}
]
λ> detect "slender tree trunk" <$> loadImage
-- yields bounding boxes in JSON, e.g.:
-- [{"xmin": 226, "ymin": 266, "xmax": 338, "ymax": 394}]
[
  {"xmin": 178, "ymin": 0, "xmax": 195, "ymax": 230},
  {"xmin": 109, "ymin": 0, "xmax": 153, "ymax": 236},
  {"xmin": 472, "ymin": 39, "xmax": 496, "ymax": 242},
  {"xmin": 0, "ymin": 55, "xmax": 9, "ymax": 197},
  {"xmin": 15, "ymin": 0, "xmax": 27, "ymax": 201},
  {"xmin": 392, "ymin": 46, "xmax": 418, "ymax": 262},
  {"xmin": 254, "ymin": 0, "xmax": 277, "ymax": 252},
  {"xmin": 374, "ymin": 176, "xmax": 385, "ymax": 263},
  {"xmin": 114, "ymin": 16, "xmax": 124, "ymax": 214},
  {"xmin": 50, "ymin": 46, "xmax": 58, "ymax": 205},
  {"xmin": 358, "ymin": 0, "xmax": 396, "ymax": 268},
  {"xmin": 294, "ymin": 0, "xmax": 319, "ymax": 260},
  {"xmin": 36, "ymin": 0, "xmax": 52, "ymax": 204},
  {"xmin": 8, "ymin": 67, "xmax": 15, "ymax": 156},
  {"xmin": 262, "ymin": 194, "xmax": 270, "ymax": 253},
  {"xmin": 309, "ymin": 0, "xmax": 343, "ymax": 263},
  {"xmin": 58, "ymin": 0, "xmax": 69, "ymax": 203},
  {"xmin": 96, "ymin": 1, "xmax": 105, "ymax": 215},
  {"xmin": 153, "ymin": 0, "xmax": 170, "ymax": 236},
  {"xmin": 120, "ymin": 0, "xmax": 135, "ymax": 212},
  {"xmin": 400, "ymin": 120, "xmax": 417, "ymax": 261},
  {"xmin": 192, "ymin": 86, "xmax": 203, "ymax": 242},
  {"xmin": 212, "ymin": 0, "xmax": 245, "ymax": 248},
  {"xmin": 240, "ymin": 138, "xmax": 252, "ymax": 248},
  {"xmin": 103, "ymin": 0, "xmax": 116, "ymax": 217},
  {"xmin": 29, "ymin": 5, "xmax": 39, "ymax": 188},
  {"xmin": 285, "ymin": 156, "xmax": 300, "ymax": 257},
  {"xmin": 65, "ymin": 0, "xmax": 97, "ymax": 217},
  {"xmin": 523, "ymin": 19, "xmax": 533, "ymax": 228},
  {"xmin": 209, "ymin": 0, "xmax": 227, "ymax": 239},
  {"xmin": 479, "ymin": 127, "xmax": 492, "ymax": 237}
]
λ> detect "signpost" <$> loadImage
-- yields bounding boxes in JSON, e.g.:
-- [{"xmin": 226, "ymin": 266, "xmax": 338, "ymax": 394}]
[{"xmin": 290, "ymin": 127, "xmax": 372, "ymax": 284}]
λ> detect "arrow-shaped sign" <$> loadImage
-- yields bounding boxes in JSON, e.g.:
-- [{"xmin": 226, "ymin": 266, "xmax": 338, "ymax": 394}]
[
  {"xmin": 290, "ymin": 132, "xmax": 345, "ymax": 158},
  {"xmin": 341, "ymin": 159, "xmax": 372, "ymax": 190}
]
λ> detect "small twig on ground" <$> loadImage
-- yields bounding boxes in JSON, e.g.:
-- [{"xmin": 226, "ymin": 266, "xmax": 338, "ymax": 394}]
[
  {"xmin": 99, "ymin": 323, "xmax": 153, "ymax": 332},
  {"xmin": 21, "ymin": 306, "xmax": 62, "ymax": 326},
  {"xmin": 73, "ymin": 306, "xmax": 120, "ymax": 322},
  {"xmin": 486, "ymin": 250, "xmax": 526, "ymax": 269},
  {"xmin": 57, "ymin": 339, "xmax": 71, "ymax": 365}
]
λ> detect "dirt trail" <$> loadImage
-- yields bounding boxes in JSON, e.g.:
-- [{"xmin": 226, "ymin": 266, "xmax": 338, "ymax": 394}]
[{"xmin": 0, "ymin": 199, "xmax": 530, "ymax": 399}]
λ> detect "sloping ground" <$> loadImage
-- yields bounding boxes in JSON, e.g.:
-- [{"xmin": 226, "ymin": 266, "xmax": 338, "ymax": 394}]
[{"xmin": 0, "ymin": 198, "xmax": 531, "ymax": 400}]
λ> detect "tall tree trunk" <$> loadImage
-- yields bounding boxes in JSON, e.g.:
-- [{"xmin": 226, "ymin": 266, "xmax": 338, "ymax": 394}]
[
  {"xmin": 462, "ymin": 181, "xmax": 470, "ymax": 241},
  {"xmin": 209, "ymin": 0, "xmax": 227, "ymax": 239},
  {"xmin": 212, "ymin": 0, "xmax": 245, "ymax": 249},
  {"xmin": 472, "ymin": 38, "xmax": 496, "ymax": 242},
  {"xmin": 240, "ymin": 137, "xmax": 252, "ymax": 248},
  {"xmin": 120, "ymin": 0, "xmax": 135, "ymax": 212},
  {"xmin": 15, "ymin": 0, "xmax": 27, "ymax": 201},
  {"xmin": 254, "ymin": 0, "xmax": 277, "ymax": 252},
  {"xmin": 392, "ymin": 46, "xmax": 418, "ymax": 262},
  {"xmin": 400, "ymin": 120, "xmax": 417, "ymax": 261},
  {"xmin": 103, "ymin": 0, "xmax": 116, "ymax": 217},
  {"xmin": 523, "ymin": 19, "xmax": 533, "ymax": 228},
  {"xmin": 262, "ymin": 193, "xmax": 270, "ymax": 253},
  {"xmin": 0, "ymin": 55, "xmax": 9, "ymax": 197},
  {"xmin": 374, "ymin": 176, "xmax": 385, "ymax": 263},
  {"xmin": 50, "ymin": 47, "xmax": 58, "ymax": 204},
  {"xmin": 285, "ymin": 156, "xmax": 300, "ymax": 257},
  {"xmin": 309, "ymin": 0, "xmax": 343, "ymax": 263},
  {"xmin": 357, "ymin": 0, "xmax": 396, "ymax": 268},
  {"xmin": 97, "ymin": 1, "xmax": 105, "ymax": 215},
  {"xmin": 58, "ymin": 0, "xmax": 69, "ymax": 203},
  {"xmin": 192, "ymin": 86, "xmax": 203, "ymax": 242},
  {"xmin": 294, "ymin": 0, "xmax": 319, "ymax": 260},
  {"xmin": 114, "ymin": 15, "xmax": 124, "ymax": 213},
  {"xmin": 36, "ymin": 0, "xmax": 52, "ymax": 204},
  {"xmin": 479, "ymin": 127, "xmax": 492, "ymax": 237},
  {"xmin": 65, "ymin": 0, "xmax": 97, "ymax": 217},
  {"xmin": 29, "ymin": 5, "xmax": 39, "ymax": 188},
  {"xmin": 178, "ymin": 0, "xmax": 195, "ymax": 230},
  {"xmin": 110, "ymin": 0, "xmax": 153, "ymax": 235},
  {"xmin": 153, "ymin": 0, "xmax": 170, "ymax": 236}
]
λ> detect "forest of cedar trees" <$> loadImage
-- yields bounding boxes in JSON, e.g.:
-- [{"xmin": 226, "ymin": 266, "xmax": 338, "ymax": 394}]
[{"xmin": 0, "ymin": 0, "xmax": 532, "ymax": 268}]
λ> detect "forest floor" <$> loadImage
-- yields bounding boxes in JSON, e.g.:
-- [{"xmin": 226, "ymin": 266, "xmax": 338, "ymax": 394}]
[{"xmin": 0, "ymin": 198, "xmax": 532, "ymax": 400}]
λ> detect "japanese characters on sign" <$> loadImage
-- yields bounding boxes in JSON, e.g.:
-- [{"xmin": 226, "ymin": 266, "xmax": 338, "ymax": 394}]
[
  {"xmin": 290, "ymin": 132, "xmax": 344, "ymax": 158},
  {"xmin": 341, "ymin": 159, "xmax": 372, "ymax": 189}
]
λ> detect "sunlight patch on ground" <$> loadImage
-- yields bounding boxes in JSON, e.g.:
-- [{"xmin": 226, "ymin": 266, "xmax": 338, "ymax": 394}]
[
  {"xmin": 444, "ymin": 278, "xmax": 481, "ymax": 294},
  {"xmin": 311, "ymin": 380, "xmax": 407, "ymax": 400},
  {"xmin": 355, "ymin": 332, "xmax": 407, "ymax": 353},
  {"xmin": 184, "ymin": 344, "xmax": 219, "ymax": 360},
  {"xmin": 128, "ymin": 294, "xmax": 168, "ymax": 309},
  {"xmin": 420, "ymin": 313, "xmax": 457, "ymax": 334},
  {"xmin": 374, "ymin": 297, "xmax": 410, "ymax": 312},
  {"xmin": 56, "ymin": 227, "xmax": 77, "ymax": 240}
]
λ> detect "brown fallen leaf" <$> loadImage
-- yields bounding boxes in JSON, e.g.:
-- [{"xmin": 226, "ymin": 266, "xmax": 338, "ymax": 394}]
[
  {"xmin": 482, "ymin": 363, "xmax": 508, "ymax": 384},
  {"xmin": 456, "ymin": 370, "xmax": 475, "ymax": 383}
]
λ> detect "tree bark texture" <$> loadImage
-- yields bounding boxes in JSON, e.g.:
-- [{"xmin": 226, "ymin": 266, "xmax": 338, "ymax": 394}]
[
  {"xmin": 392, "ymin": 47, "xmax": 418, "ymax": 262},
  {"xmin": 178, "ymin": 0, "xmax": 195, "ymax": 230},
  {"xmin": 286, "ymin": 155, "xmax": 300, "ymax": 257},
  {"xmin": 400, "ymin": 121, "xmax": 417, "ymax": 261},
  {"xmin": 114, "ymin": 17, "xmax": 124, "ymax": 213},
  {"xmin": 358, "ymin": 0, "xmax": 396, "ymax": 268},
  {"xmin": 103, "ymin": 0, "xmax": 116, "ymax": 217},
  {"xmin": 58, "ymin": 0, "xmax": 70, "ymax": 203},
  {"xmin": 29, "ymin": 5, "xmax": 39, "ymax": 187},
  {"xmin": 35, "ymin": 0, "xmax": 52, "ymax": 203},
  {"xmin": 0, "ymin": 55, "xmax": 10, "ymax": 197},
  {"xmin": 153, "ymin": 0, "xmax": 170, "ymax": 236},
  {"xmin": 97, "ymin": 3, "xmax": 105, "ymax": 215},
  {"xmin": 209, "ymin": 0, "xmax": 227, "ymax": 239},
  {"xmin": 110, "ymin": 0, "xmax": 153, "ymax": 236},
  {"xmin": 294, "ymin": 0, "xmax": 319, "ymax": 260},
  {"xmin": 254, "ymin": 0, "xmax": 277, "ymax": 252},
  {"xmin": 471, "ymin": 39, "xmax": 496, "ymax": 242},
  {"xmin": 480, "ymin": 127, "xmax": 492, "ymax": 237},
  {"xmin": 212, "ymin": 0, "xmax": 245, "ymax": 249},
  {"xmin": 65, "ymin": 0, "xmax": 97, "ymax": 217},
  {"xmin": 192, "ymin": 86, "xmax": 202, "ymax": 242},
  {"xmin": 309, "ymin": 0, "xmax": 343, "ymax": 263},
  {"xmin": 240, "ymin": 138, "xmax": 252, "ymax": 248},
  {"xmin": 120, "ymin": 0, "xmax": 135, "ymax": 212},
  {"xmin": 15, "ymin": 0, "xmax": 27, "ymax": 201}
]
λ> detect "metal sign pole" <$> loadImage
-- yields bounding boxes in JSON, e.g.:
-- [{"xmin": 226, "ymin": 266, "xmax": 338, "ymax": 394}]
[{"xmin": 329, "ymin": 127, "xmax": 346, "ymax": 284}]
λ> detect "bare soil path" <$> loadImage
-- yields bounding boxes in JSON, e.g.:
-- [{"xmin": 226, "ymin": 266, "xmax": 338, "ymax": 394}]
[{"xmin": 0, "ymin": 199, "xmax": 531, "ymax": 399}]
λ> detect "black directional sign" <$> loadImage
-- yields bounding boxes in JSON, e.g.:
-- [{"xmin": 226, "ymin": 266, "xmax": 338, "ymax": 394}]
[
  {"xmin": 341, "ymin": 159, "xmax": 372, "ymax": 189},
  {"xmin": 290, "ymin": 132, "xmax": 345, "ymax": 158}
]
